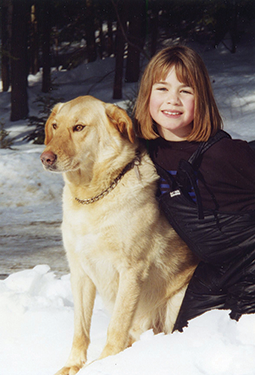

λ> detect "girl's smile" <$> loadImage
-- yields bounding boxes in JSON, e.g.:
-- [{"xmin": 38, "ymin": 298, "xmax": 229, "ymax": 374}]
[{"xmin": 149, "ymin": 67, "xmax": 195, "ymax": 141}]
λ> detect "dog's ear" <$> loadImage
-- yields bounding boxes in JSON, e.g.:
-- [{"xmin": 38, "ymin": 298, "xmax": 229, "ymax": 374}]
[
  {"xmin": 105, "ymin": 104, "xmax": 136, "ymax": 143},
  {"xmin": 44, "ymin": 103, "xmax": 63, "ymax": 145}
]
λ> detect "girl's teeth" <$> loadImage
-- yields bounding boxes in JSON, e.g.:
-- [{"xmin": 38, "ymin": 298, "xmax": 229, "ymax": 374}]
[{"xmin": 164, "ymin": 111, "xmax": 180, "ymax": 115}]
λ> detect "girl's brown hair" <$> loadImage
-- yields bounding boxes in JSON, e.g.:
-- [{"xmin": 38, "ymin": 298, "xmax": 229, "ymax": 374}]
[{"xmin": 134, "ymin": 45, "xmax": 223, "ymax": 142}]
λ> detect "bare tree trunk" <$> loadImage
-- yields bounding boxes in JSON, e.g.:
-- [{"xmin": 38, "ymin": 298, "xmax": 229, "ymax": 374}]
[
  {"xmin": 106, "ymin": 0, "xmax": 114, "ymax": 57},
  {"xmin": 42, "ymin": 0, "xmax": 52, "ymax": 93},
  {"xmin": 85, "ymin": 0, "xmax": 97, "ymax": 62},
  {"xmin": 1, "ymin": 0, "xmax": 12, "ymax": 92},
  {"xmin": 125, "ymin": 0, "xmax": 146, "ymax": 83},
  {"xmin": 10, "ymin": 0, "xmax": 29, "ymax": 121},
  {"xmin": 29, "ymin": 4, "xmax": 39, "ymax": 75},
  {"xmin": 113, "ymin": 1, "xmax": 127, "ymax": 99},
  {"xmin": 107, "ymin": 20, "xmax": 113, "ymax": 56},
  {"xmin": 98, "ymin": 18, "xmax": 104, "ymax": 59},
  {"xmin": 150, "ymin": 1, "xmax": 159, "ymax": 57}
]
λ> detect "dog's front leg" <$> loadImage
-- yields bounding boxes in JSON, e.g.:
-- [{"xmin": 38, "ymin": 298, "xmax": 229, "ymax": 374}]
[
  {"xmin": 99, "ymin": 267, "xmax": 145, "ymax": 359},
  {"xmin": 55, "ymin": 272, "xmax": 96, "ymax": 375}
]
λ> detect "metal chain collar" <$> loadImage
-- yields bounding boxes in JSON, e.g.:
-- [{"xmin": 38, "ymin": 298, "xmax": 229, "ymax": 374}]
[{"xmin": 75, "ymin": 152, "xmax": 141, "ymax": 205}]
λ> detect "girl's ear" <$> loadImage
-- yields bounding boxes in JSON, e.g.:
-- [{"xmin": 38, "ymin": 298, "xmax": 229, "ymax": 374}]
[
  {"xmin": 105, "ymin": 103, "xmax": 136, "ymax": 143},
  {"xmin": 44, "ymin": 103, "xmax": 63, "ymax": 145}
]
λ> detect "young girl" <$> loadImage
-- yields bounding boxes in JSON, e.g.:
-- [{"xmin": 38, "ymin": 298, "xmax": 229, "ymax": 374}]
[{"xmin": 134, "ymin": 45, "xmax": 255, "ymax": 331}]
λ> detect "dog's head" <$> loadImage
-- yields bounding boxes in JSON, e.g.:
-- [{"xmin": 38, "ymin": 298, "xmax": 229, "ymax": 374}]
[{"xmin": 40, "ymin": 95, "xmax": 136, "ymax": 174}]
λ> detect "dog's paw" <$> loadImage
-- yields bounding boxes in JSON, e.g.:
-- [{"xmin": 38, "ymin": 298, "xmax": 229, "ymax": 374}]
[{"xmin": 54, "ymin": 365, "xmax": 82, "ymax": 375}]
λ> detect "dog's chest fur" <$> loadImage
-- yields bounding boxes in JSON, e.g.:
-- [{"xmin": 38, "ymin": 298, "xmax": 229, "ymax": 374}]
[{"xmin": 61, "ymin": 180, "xmax": 144, "ymax": 292}]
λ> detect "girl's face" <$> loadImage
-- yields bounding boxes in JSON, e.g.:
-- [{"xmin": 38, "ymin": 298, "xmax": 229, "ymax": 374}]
[{"xmin": 149, "ymin": 66, "xmax": 195, "ymax": 141}]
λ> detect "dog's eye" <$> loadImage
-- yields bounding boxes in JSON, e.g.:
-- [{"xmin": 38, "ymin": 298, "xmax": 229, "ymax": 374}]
[
  {"xmin": 52, "ymin": 123, "xmax": 57, "ymax": 130},
  {"xmin": 73, "ymin": 125, "xmax": 85, "ymax": 132}
]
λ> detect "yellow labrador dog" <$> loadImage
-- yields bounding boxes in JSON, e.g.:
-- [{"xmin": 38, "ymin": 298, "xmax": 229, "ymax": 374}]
[{"xmin": 40, "ymin": 96, "xmax": 197, "ymax": 375}]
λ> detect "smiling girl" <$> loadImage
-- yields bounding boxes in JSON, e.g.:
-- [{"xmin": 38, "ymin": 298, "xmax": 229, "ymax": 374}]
[{"xmin": 134, "ymin": 45, "xmax": 255, "ymax": 330}]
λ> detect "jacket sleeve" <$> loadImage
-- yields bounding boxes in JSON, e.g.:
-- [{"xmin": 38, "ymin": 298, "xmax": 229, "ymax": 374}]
[{"xmin": 198, "ymin": 138, "xmax": 255, "ymax": 212}]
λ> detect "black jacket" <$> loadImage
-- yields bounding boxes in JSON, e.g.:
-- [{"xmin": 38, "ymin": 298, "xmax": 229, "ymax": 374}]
[{"xmin": 147, "ymin": 132, "xmax": 255, "ymax": 331}]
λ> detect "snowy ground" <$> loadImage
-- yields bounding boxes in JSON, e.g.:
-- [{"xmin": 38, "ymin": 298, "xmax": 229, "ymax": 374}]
[{"xmin": 0, "ymin": 31, "xmax": 255, "ymax": 375}]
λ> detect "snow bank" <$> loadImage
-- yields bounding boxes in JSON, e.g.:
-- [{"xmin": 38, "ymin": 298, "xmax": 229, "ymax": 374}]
[{"xmin": 0, "ymin": 266, "xmax": 255, "ymax": 375}]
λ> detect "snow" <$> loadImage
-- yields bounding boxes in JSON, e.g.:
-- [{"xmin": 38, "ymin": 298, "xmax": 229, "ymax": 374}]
[
  {"xmin": 1, "ymin": 265, "xmax": 255, "ymax": 375},
  {"xmin": 0, "ymin": 34, "xmax": 255, "ymax": 375}
]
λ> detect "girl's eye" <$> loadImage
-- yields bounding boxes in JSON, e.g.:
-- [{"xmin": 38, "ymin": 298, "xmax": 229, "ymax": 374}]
[
  {"xmin": 156, "ymin": 86, "xmax": 168, "ymax": 92},
  {"xmin": 52, "ymin": 123, "xmax": 57, "ymax": 130},
  {"xmin": 73, "ymin": 124, "xmax": 85, "ymax": 132},
  {"xmin": 181, "ymin": 89, "xmax": 194, "ymax": 95}
]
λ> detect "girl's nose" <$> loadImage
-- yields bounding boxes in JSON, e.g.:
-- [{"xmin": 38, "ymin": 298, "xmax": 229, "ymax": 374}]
[{"xmin": 166, "ymin": 91, "xmax": 180, "ymax": 105}]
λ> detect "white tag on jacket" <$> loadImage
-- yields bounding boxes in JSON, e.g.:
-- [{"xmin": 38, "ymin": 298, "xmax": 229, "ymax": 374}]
[{"xmin": 170, "ymin": 190, "xmax": 181, "ymax": 198}]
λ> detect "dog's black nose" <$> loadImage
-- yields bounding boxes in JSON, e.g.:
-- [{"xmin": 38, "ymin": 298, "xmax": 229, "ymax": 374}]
[{"xmin": 40, "ymin": 151, "xmax": 57, "ymax": 166}]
